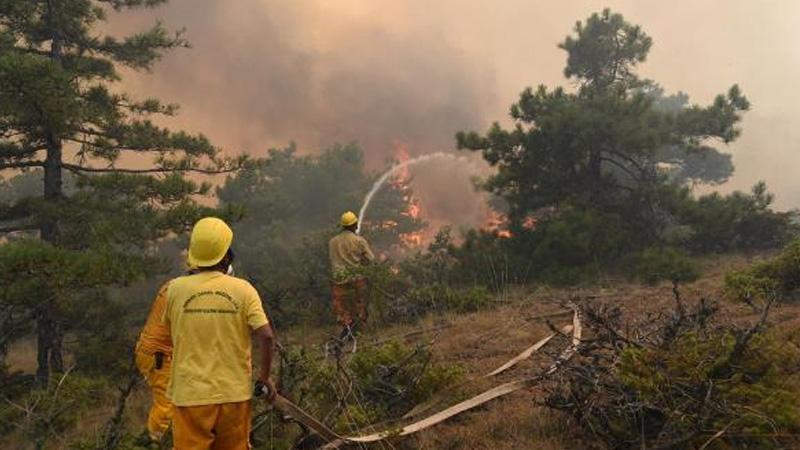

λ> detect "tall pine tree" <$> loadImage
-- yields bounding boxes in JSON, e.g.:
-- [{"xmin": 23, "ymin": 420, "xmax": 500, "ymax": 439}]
[
  {"xmin": 0, "ymin": 0, "xmax": 245, "ymax": 381},
  {"xmin": 458, "ymin": 9, "xmax": 749, "ymax": 237}
]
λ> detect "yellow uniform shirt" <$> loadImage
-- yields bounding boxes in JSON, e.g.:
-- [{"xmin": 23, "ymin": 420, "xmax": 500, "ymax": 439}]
[
  {"xmin": 163, "ymin": 271, "xmax": 269, "ymax": 407},
  {"xmin": 328, "ymin": 230, "xmax": 375, "ymax": 283},
  {"xmin": 135, "ymin": 282, "xmax": 173, "ymax": 356}
]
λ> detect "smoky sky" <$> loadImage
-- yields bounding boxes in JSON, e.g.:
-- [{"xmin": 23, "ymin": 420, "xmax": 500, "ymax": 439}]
[{"xmin": 115, "ymin": 0, "xmax": 800, "ymax": 228}]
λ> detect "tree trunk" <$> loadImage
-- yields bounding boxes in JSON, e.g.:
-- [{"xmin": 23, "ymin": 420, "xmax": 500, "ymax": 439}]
[
  {"xmin": 36, "ymin": 2, "xmax": 65, "ymax": 383},
  {"xmin": 587, "ymin": 149, "xmax": 603, "ymax": 203},
  {"xmin": 35, "ymin": 308, "xmax": 54, "ymax": 382},
  {"xmin": 36, "ymin": 135, "xmax": 64, "ymax": 383}
]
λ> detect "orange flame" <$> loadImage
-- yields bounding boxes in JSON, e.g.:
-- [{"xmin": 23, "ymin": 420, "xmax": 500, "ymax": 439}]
[
  {"xmin": 485, "ymin": 210, "xmax": 512, "ymax": 238},
  {"xmin": 522, "ymin": 216, "xmax": 537, "ymax": 230},
  {"xmin": 393, "ymin": 140, "xmax": 411, "ymax": 183},
  {"xmin": 390, "ymin": 141, "xmax": 426, "ymax": 247}
]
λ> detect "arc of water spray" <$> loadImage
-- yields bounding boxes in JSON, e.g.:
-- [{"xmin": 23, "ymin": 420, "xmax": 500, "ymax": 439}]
[{"xmin": 357, "ymin": 152, "xmax": 465, "ymax": 235}]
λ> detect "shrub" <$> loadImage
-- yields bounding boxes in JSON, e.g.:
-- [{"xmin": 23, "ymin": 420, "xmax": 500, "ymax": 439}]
[
  {"xmin": 528, "ymin": 209, "xmax": 636, "ymax": 285},
  {"xmin": 726, "ymin": 238, "xmax": 800, "ymax": 303},
  {"xmin": 252, "ymin": 341, "xmax": 464, "ymax": 447},
  {"xmin": 444, "ymin": 228, "xmax": 537, "ymax": 289},
  {"xmin": 678, "ymin": 182, "xmax": 796, "ymax": 253},
  {"xmin": 347, "ymin": 341, "xmax": 465, "ymax": 418},
  {"xmin": 0, "ymin": 374, "xmax": 111, "ymax": 447},
  {"xmin": 628, "ymin": 247, "xmax": 701, "ymax": 285},
  {"xmin": 547, "ymin": 296, "xmax": 800, "ymax": 449}
]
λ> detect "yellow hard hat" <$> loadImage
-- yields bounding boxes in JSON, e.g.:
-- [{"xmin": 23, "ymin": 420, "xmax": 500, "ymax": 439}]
[
  {"xmin": 340, "ymin": 211, "xmax": 358, "ymax": 227},
  {"xmin": 187, "ymin": 217, "xmax": 233, "ymax": 268}
]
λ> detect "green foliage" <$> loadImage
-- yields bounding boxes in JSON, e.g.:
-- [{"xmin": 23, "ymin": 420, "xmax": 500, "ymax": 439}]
[
  {"xmin": 530, "ymin": 209, "xmax": 631, "ymax": 285},
  {"xmin": 398, "ymin": 284, "xmax": 490, "ymax": 319},
  {"xmin": 0, "ymin": 0, "xmax": 242, "ymax": 385},
  {"xmin": 67, "ymin": 291, "xmax": 137, "ymax": 378},
  {"xmin": 455, "ymin": 9, "xmax": 763, "ymax": 287},
  {"xmin": 628, "ymin": 247, "xmax": 700, "ymax": 285},
  {"xmin": 440, "ymin": 228, "xmax": 537, "ymax": 289},
  {"xmin": 0, "ymin": 373, "xmax": 112, "ymax": 447},
  {"xmin": 726, "ymin": 238, "xmax": 800, "ymax": 303},
  {"xmin": 253, "ymin": 341, "xmax": 463, "ymax": 447},
  {"xmin": 347, "ymin": 341, "xmax": 465, "ymax": 418},
  {"xmin": 618, "ymin": 330, "xmax": 800, "ymax": 447},
  {"xmin": 549, "ymin": 299, "xmax": 800, "ymax": 449},
  {"xmin": 365, "ymin": 260, "xmax": 492, "ymax": 324},
  {"xmin": 218, "ymin": 144, "xmax": 420, "ymax": 249},
  {"xmin": 678, "ymin": 182, "xmax": 796, "ymax": 252},
  {"xmin": 559, "ymin": 8, "xmax": 652, "ymax": 89}
]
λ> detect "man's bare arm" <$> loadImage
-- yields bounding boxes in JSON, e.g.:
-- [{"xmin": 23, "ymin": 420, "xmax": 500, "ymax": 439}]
[{"xmin": 254, "ymin": 324, "xmax": 276, "ymax": 400}]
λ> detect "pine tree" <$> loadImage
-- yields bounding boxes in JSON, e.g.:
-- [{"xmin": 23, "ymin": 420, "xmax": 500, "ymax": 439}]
[
  {"xmin": 0, "ymin": 0, "xmax": 245, "ymax": 381},
  {"xmin": 457, "ymin": 9, "xmax": 749, "ymax": 235}
]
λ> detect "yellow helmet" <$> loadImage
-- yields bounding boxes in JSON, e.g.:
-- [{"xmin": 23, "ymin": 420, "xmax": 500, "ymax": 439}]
[
  {"xmin": 187, "ymin": 217, "xmax": 233, "ymax": 268},
  {"xmin": 340, "ymin": 211, "xmax": 358, "ymax": 227}
]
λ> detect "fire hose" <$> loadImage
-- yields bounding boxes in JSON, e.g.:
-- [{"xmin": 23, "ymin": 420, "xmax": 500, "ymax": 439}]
[{"xmin": 255, "ymin": 306, "xmax": 582, "ymax": 449}]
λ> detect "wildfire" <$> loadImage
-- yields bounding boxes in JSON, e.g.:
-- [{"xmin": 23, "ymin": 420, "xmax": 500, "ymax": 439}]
[
  {"xmin": 522, "ymin": 215, "xmax": 537, "ymax": 230},
  {"xmin": 392, "ymin": 140, "xmax": 412, "ymax": 183},
  {"xmin": 391, "ymin": 141, "xmax": 426, "ymax": 247},
  {"xmin": 486, "ymin": 210, "xmax": 512, "ymax": 238}
]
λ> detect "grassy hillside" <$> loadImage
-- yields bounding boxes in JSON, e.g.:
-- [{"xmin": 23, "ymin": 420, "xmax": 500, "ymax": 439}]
[{"xmin": 7, "ymin": 253, "xmax": 789, "ymax": 450}]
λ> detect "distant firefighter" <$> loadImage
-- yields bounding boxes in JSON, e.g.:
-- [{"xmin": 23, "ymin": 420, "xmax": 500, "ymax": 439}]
[{"xmin": 328, "ymin": 211, "xmax": 375, "ymax": 334}]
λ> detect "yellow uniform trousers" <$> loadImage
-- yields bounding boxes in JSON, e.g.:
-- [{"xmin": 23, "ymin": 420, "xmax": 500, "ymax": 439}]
[
  {"xmin": 172, "ymin": 400, "xmax": 252, "ymax": 450},
  {"xmin": 135, "ymin": 350, "xmax": 173, "ymax": 441}
]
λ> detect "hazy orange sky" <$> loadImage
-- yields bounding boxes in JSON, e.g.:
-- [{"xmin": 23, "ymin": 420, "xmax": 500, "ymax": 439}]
[{"xmin": 116, "ymin": 1, "xmax": 800, "ymax": 226}]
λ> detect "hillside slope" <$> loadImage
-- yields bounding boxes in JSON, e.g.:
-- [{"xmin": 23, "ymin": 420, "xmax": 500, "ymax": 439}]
[{"xmin": 5, "ymin": 254, "xmax": 787, "ymax": 450}]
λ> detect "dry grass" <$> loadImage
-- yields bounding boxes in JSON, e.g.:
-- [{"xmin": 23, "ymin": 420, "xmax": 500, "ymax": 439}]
[{"xmin": 6, "ymin": 252, "xmax": 798, "ymax": 449}]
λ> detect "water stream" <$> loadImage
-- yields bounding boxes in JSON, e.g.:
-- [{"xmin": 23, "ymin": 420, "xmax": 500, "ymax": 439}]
[{"xmin": 357, "ymin": 152, "xmax": 465, "ymax": 234}]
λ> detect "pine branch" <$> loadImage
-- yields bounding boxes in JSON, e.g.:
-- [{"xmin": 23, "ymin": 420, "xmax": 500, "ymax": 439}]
[
  {"xmin": 61, "ymin": 162, "xmax": 240, "ymax": 175},
  {"xmin": 600, "ymin": 155, "xmax": 642, "ymax": 181},
  {"xmin": 0, "ymin": 160, "xmax": 45, "ymax": 170}
]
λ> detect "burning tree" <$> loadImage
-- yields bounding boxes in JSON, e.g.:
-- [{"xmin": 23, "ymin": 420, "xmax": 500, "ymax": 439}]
[{"xmin": 391, "ymin": 142, "xmax": 426, "ymax": 247}]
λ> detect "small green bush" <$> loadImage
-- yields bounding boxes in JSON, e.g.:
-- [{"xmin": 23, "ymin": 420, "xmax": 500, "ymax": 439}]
[
  {"xmin": 530, "ymin": 209, "xmax": 632, "ymax": 285},
  {"xmin": 0, "ymin": 374, "xmax": 111, "ymax": 447},
  {"xmin": 678, "ymin": 182, "xmax": 796, "ymax": 253},
  {"xmin": 619, "ymin": 330, "xmax": 800, "ymax": 447},
  {"xmin": 548, "ymin": 299, "xmax": 800, "ymax": 449},
  {"xmin": 628, "ymin": 247, "xmax": 701, "ymax": 285},
  {"xmin": 251, "ymin": 341, "xmax": 464, "ymax": 447},
  {"xmin": 348, "ymin": 341, "xmax": 465, "ymax": 418},
  {"xmin": 375, "ymin": 282, "xmax": 492, "ymax": 323},
  {"xmin": 726, "ymin": 238, "xmax": 800, "ymax": 302}
]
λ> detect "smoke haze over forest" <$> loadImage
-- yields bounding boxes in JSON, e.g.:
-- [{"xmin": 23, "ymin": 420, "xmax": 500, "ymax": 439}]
[{"xmin": 115, "ymin": 0, "xmax": 800, "ymax": 224}]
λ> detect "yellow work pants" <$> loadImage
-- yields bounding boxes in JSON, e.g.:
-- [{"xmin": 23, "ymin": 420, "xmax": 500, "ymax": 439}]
[
  {"xmin": 135, "ymin": 350, "xmax": 173, "ymax": 441},
  {"xmin": 172, "ymin": 401, "xmax": 252, "ymax": 450}
]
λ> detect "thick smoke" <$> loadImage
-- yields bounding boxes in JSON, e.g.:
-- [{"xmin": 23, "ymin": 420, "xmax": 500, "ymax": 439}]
[
  {"xmin": 117, "ymin": 0, "xmax": 496, "ymax": 230},
  {"xmin": 117, "ymin": 0, "xmax": 800, "ymax": 224}
]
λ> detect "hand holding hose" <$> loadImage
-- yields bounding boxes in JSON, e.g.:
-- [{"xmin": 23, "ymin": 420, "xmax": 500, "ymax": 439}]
[{"xmin": 254, "ymin": 378, "xmax": 277, "ymax": 404}]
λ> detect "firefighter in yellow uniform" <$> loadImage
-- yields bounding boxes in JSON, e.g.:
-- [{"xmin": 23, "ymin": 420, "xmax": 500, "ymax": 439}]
[
  {"xmin": 135, "ymin": 282, "xmax": 174, "ymax": 444},
  {"xmin": 164, "ymin": 217, "xmax": 276, "ymax": 450},
  {"xmin": 328, "ymin": 211, "xmax": 375, "ymax": 333}
]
